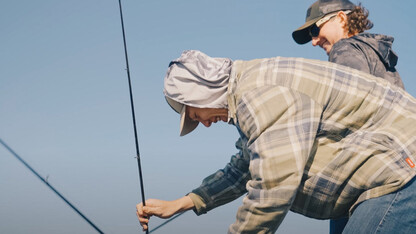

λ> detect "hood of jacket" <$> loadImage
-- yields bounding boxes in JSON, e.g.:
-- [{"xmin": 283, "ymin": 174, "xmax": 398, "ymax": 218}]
[{"xmin": 352, "ymin": 33, "xmax": 398, "ymax": 69}]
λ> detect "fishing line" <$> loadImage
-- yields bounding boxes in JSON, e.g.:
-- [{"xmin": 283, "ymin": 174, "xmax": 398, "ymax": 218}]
[
  {"xmin": 149, "ymin": 212, "xmax": 186, "ymax": 233},
  {"xmin": 116, "ymin": 0, "xmax": 149, "ymax": 233},
  {"xmin": 0, "ymin": 138, "xmax": 104, "ymax": 234}
]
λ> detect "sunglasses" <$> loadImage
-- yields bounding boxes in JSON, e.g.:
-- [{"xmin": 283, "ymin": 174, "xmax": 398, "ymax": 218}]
[
  {"xmin": 309, "ymin": 24, "xmax": 320, "ymax": 38},
  {"xmin": 308, "ymin": 13, "xmax": 339, "ymax": 38}
]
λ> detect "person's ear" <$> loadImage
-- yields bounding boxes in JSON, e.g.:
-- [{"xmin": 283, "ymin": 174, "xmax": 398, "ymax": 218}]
[
  {"xmin": 337, "ymin": 11, "xmax": 350, "ymax": 36},
  {"xmin": 337, "ymin": 11, "xmax": 348, "ymax": 26}
]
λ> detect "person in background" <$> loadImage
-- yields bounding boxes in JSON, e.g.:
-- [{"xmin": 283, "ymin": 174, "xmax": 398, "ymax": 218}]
[
  {"xmin": 136, "ymin": 50, "xmax": 416, "ymax": 234},
  {"xmin": 292, "ymin": 0, "xmax": 404, "ymax": 89},
  {"xmin": 292, "ymin": 1, "xmax": 405, "ymax": 232}
]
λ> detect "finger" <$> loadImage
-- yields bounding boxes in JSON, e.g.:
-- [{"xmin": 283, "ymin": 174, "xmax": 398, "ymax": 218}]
[
  {"xmin": 136, "ymin": 203, "xmax": 143, "ymax": 209},
  {"xmin": 137, "ymin": 209, "xmax": 143, "ymax": 216},
  {"xmin": 137, "ymin": 212, "xmax": 149, "ymax": 223},
  {"xmin": 138, "ymin": 209, "xmax": 150, "ymax": 218},
  {"xmin": 143, "ymin": 206, "xmax": 156, "ymax": 216},
  {"xmin": 137, "ymin": 205, "xmax": 148, "ymax": 217},
  {"xmin": 141, "ymin": 223, "xmax": 148, "ymax": 231},
  {"xmin": 138, "ymin": 217, "xmax": 149, "ymax": 223},
  {"xmin": 139, "ymin": 217, "xmax": 149, "ymax": 230},
  {"xmin": 136, "ymin": 203, "xmax": 143, "ymax": 214}
]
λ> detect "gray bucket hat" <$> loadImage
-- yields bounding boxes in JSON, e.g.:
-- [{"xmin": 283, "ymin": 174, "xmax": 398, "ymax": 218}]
[
  {"xmin": 163, "ymin": 50, "xmax": 232, "ymax": 136},
  {"xmin": 292, "ymin": 0, "xmax": 356, "ymax": 44}
]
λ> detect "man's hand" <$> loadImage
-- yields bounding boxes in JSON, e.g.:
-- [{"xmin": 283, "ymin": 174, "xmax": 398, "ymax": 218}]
[{"xmin": 136, "ymin": 196, "xmax": 194, "ymax": 231}]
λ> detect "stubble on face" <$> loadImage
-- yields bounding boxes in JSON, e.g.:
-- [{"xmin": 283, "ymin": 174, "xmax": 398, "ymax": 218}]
[{"xmin": 186, "ymin": 106, "xmax": 228, "ymax": 127}]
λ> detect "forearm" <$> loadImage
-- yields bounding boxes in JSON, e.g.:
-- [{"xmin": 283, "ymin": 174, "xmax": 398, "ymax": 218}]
[
  {"xmin": 190, "ymin": 138, "xmax": 251, "ymax": 215},
  {"xmin": 176, "ymin": 195, "xmax": 195, "ymax": 213},
  {"xmin": 191, "ymin": 165, "xmax": 249, "ymax": 214},
  {"xmin": 137, "ymin": 195, "xmax": 195, "ymax": 231}
]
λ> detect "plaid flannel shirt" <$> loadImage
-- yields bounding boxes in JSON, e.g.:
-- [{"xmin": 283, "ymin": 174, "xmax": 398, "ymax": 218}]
[{"xmin": 189, "ymin": 57, "xmax": 416, "ymax": 233}]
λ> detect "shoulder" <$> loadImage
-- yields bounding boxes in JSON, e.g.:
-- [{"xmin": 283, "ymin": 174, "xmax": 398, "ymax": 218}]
[
  {"xmin": 328, "ymin": 36, "xmax": 375, "ymax": 73},
  {"xmin": 236, "ymin": 86, "xmax": 296, "ymax": 141},
  {"xmin": 328, "ymin": 34, "xmax": 383, "ymax": 63},
  {"xmin": 330, "ymin": 38, "xmax": 361, "ymax": 60},
  {"xmin": 328, "ymin": 39, "xmax": 367, "ymax": 65},
  {"xmin": 330, "ymin": 35, "xmax": 370, "ymax": 56}
]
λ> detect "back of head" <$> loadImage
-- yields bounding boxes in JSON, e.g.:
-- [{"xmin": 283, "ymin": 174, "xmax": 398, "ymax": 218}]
[
  {"xmin": 163, "ymin": 50, "xmax": 233, "ymax": 110},
  {"xmin": 345, "ymin": 3, "xmax": 373, "ymax": 36}
]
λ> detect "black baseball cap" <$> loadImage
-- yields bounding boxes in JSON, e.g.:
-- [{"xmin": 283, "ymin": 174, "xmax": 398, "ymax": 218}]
[{"xmin": 292, "ymin": 0, "xmax": 356, "ymax": 44}]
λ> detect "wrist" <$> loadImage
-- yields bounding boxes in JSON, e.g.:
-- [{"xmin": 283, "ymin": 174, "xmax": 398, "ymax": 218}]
[{"xmin": 176, "ymin": 195, "xmax": 195, "ymax": 212}]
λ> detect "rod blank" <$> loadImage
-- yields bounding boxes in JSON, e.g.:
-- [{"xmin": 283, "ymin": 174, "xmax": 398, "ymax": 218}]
[{"xmin": 0, "ymin": 138, "xmax": 104, "ymax": 234}]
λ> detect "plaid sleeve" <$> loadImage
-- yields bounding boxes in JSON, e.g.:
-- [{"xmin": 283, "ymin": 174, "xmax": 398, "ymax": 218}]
[
  {"xmin": 229, "ymin": 86, "xmax": 322, "ymax": 233},
  {"xmin": 190, "ymin": 137, "xmax": 252, "ymax": 215}
]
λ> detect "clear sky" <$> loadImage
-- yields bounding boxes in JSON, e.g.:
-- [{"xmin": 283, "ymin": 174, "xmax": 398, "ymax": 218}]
[{"xmin": 1, "ymin": 1, "xmax": 415, "ymax": 233}]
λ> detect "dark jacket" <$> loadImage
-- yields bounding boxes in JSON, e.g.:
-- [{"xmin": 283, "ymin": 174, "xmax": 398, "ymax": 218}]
[{"xmin": 329, "ymin": 33, "xmax": 404, "ymax": 89}]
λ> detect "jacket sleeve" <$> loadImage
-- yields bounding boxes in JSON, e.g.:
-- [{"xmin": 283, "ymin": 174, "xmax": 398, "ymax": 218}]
[
  {"xmin": 229, "ymin": 86, "xmax": 322, "ymax": 233},
  {"xmin": 190, "ymin": 137, "xmax": 252, "ymax": 215}
]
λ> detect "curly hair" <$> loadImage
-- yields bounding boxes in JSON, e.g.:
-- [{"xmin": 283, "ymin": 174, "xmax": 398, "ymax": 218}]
[{"xmin": 345, "ymin": 3, "xmax": 373, "ymax": 35}]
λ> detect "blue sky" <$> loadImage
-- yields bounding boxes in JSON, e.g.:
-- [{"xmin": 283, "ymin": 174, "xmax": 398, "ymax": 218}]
[{"xmin": 1, "ymin": 1, "xmax": 415, "ymax": 233}]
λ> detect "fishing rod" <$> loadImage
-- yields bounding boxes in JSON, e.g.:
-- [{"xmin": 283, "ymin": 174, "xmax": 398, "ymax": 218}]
[
  {"xmin": 0, "ymin": 138, "xmax": 104, "ymax": 234},
  {"xmin": 116, "ymin": 0, "xmax": 148, "ymax": 233}
]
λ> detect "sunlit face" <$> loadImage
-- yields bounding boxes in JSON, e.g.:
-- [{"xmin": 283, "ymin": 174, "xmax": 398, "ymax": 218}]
[
  {"xmin": 186, "ymin": 106, "xmax": 228, "ymax": 127},
  {"xmin": 311, "ymin": 11, "xmax": 349, "ymax": 55}
]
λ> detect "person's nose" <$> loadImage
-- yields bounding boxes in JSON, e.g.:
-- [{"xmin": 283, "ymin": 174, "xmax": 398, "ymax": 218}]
[
  {"xmin": 201, "ymin": 121, "xmax": 212, "ymax": 127},
  {"xmin": 311, "ymin": 36, "xmax": 320, "ymax": 46}
]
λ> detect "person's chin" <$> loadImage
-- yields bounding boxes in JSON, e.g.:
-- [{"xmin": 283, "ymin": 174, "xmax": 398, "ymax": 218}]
[
  {"xmin": 323, "ymin": 46, "xmax": 331, "ymax": 55},
  {"xmin": 320, "ymin": 43, "xmax": 331, "ymax": 55}
]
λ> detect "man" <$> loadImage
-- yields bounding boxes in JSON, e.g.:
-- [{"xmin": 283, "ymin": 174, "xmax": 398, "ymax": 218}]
[
  {"xmin": 137, "ymin": 50, "xmax": 416, "ymax": 233},
  {"xmin": 293, "ymin": 1, "xmax": 405, "ymax": 232}
]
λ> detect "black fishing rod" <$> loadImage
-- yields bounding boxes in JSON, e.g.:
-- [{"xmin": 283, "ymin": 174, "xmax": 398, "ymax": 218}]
[
  {"xmin": 0, "ymin": 138, "xmax": 104, "ymax": 234},
  {"xmin": 116, "ymin": 0, "xmax": 148, "ymax": 233}
]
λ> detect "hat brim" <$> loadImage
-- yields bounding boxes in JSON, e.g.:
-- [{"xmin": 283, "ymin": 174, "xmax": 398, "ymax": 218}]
[
  {"xmin": 179, "ymin": 105, "xmax": 199, "ymax": 136},
  {"xmin": 292, "ymin": 18, "xmax": 320, "ymax": 45},
  {"xmin": 165, "ymin": 97, "xmax": 199, "ymax": 136}
]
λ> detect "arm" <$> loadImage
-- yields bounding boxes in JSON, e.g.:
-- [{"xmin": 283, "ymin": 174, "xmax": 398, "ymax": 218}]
[
  {"xmin": 137, "ymin": 138, "xmax": 252, "ymax": 230},
  {"xmin": 229, "ymin": 86, "xmax": 321, "ymax": 233},
  {"xmin": 190, "ymin": 137, "xmax": 252, "ymax": 214},
  {"xmin": 136, "ymin": 196, "xmax": 194, "ymax": 231}
]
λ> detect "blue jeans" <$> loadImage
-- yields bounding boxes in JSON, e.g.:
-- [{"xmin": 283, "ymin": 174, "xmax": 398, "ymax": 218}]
[
  {"xmin": 330, "ymin": 176, "xmax": 416, "ymax": 234},
  {"xmin": 330, "ymin": 217, "xmax": 348, "ymax": 234}
]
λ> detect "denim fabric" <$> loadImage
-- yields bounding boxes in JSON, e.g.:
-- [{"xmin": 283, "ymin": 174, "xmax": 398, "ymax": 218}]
[
  {"xmin": 343, "ymin": 177, "xmax": 416, "ymax": 234},
  {"xmin": 329, "ymin": 217, "xmax": 348, "ymax": 234}
]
